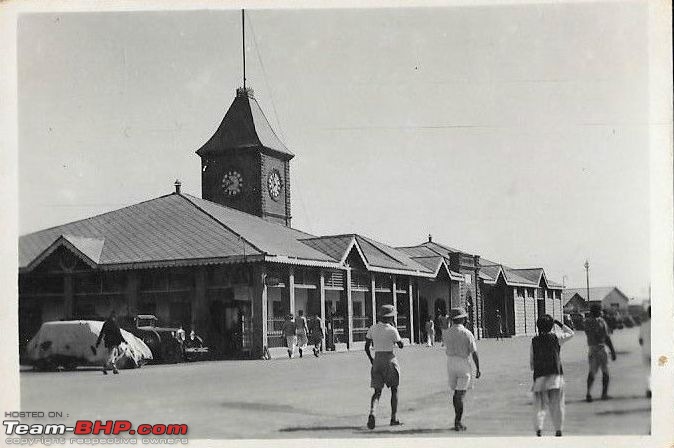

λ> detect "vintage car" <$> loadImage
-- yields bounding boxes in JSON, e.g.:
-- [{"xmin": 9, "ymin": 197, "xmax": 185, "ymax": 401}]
[
  {"xmin": 26, "ymin": 320, "xmax": 152, "ymax": 371},
  {"xmin": 121, "ymin": 315, "xmax": 185, "ymax": 364}
]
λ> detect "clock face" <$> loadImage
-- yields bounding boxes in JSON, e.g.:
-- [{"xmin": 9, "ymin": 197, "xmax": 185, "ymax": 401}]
[
  {"xmin": 267, "ymin": 169, "xmax": 282, "ymax": 200},
  {"xmin": 221, "ymin": 171, "xmax": 243, "ymax": 196}
]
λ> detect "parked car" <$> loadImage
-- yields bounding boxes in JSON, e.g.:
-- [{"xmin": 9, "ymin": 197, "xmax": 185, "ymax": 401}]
[
  {"xmin": 26, "ymin": 320, "xmax": 152, "ymax": 371},
  {"xmin": 120, "ymin": 315, "xmax": 184, "ymax": 364}
]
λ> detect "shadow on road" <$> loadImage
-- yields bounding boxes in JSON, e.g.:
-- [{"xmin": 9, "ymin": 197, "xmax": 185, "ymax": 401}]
[
  {"xmin": 279, "ymin": 426, "xmax": 362, "ymax": 432},
  {"xmin": 596, "ymin": 407, "xmax": 650, "ymax": 416},
  {"xmin": 566, "ymin": 394, "xmax": 647, "ymax": 405}
]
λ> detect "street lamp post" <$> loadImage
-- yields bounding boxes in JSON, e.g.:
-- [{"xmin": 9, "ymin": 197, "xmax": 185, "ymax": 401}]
[{"xmin": 584, "ymin": 260, "xmax": 590, "ymax": 304}]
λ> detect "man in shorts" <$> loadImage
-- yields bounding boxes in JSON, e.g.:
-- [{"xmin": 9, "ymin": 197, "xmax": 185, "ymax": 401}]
[
  {"xmin": 583, "ymin": 304, "xmax": 617, "ymax": 402},
  {"xmin": 442, "ymin": 307, "xmax": 481, "ymax": 431},
  {"xmin": 281, "ymin": 314, "xmax": 297, "ymax": 359},
  {"xmin": 365, "ymin": 304, "xmax": 404, "ymax": 429}
]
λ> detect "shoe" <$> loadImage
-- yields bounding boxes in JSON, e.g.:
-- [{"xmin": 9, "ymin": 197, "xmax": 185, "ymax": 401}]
[
  {"xmin": 367, "ymin": 414, "xmax": 375, "ymax": 430},
  {"xmin": 600, "ymin": 394, "xmax": 612, "ymax": 401},
  {"xmin": 453, "ymin": 423, "xmax": 467, "ymax": 431},
  {"xmin": 102, "ymin": 370, "xmax": 108, "ymax": 375},
  {"xmin": 555, "ymin": 431, "xmax": 562, "ymax": 437},
  {"xmin": 390, "ymin": 419, "xmax": 403, "ymax": 426},
  {"xmin": 113, "ymin": 369, "xmax": 119, "ymax": 374},
  {"xmin": 585, "ymin": 394, "xmax": 593, "ymax": 403},
  {"xmin": 646, "ymin": 390, "xmax": 652, "ymax": 399},
  {"xmin": 536, "ymin": 430, "xmax": 541, "ymax": 437}
]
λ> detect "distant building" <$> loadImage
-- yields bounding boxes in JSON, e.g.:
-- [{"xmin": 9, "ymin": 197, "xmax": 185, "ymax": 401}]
[{"xmin": 563, "ymin": 286, "xmax": 629, "ymax": 314}]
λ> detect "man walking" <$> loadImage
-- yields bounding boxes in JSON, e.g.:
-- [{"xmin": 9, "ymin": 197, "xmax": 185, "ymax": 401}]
[
  {"xmin": 365, "ymin": 304, "xmax": 404, "ymax": 430},
  {"xmin": 281, "ymin": 314, "xmax": 297, "ymax": 359},
  {"xmin": 583, "ymin": 304, "xmax": 617, "ymax": 402},
  {"xmin": 310, "ymin": 313, "xmax": 324, "ymax": 357},
  {"xmin": 295, "ymin": 310, "xmax": 309, "ymax": 358},
  {"xmin": 442, "ymin": 307, "xmax": 481, "ymax": 431},
  {"xmin": 95, "ymin": 310, "xmax": 125, "ymax": 375}
]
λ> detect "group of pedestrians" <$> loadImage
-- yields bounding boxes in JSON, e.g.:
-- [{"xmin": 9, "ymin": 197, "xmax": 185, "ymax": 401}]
[
  {"xmin": 365, "ymin": 305, "xmax": 480, "ymax": 431},
  {"xmin": 281, "ymin": 310, "xmax": 325, "ymax": 359},
  {"xmin": 363, "ymin": 301, "xmax": 651, "ymax": 436}
]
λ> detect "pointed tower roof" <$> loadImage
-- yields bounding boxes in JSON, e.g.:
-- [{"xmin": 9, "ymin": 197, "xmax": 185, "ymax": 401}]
[{"xmin": 196, "ymin": 87, "xmax": 293, "ymax": 160}]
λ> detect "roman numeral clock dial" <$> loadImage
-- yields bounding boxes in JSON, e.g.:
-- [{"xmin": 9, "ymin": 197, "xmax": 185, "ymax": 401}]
[
  {"xmin": 267, "ymin": 169, "xmax": 282, "ymax": 201},
  {"xmin": 221, "ymin": 171, "xmax": 243, "ymax": 196}
]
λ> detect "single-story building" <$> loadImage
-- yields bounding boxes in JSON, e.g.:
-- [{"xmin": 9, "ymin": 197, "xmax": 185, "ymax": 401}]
[{"xmin": 562, "ymin": 286, "xmax": 630, "ymax": 314}]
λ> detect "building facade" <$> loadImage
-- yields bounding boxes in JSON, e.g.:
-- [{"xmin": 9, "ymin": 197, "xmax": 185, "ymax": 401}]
[{"xmin": 18, "ymin": 84, "xmax": 566, "ymax": 358}]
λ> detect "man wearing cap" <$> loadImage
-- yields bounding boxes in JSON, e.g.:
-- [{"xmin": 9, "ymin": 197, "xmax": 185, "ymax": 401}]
[
  {"xmin": 365, "ymin": 304, "xmax": 404, "ymax": 430},
  {"xmin": 442, "ymin": 307, "xmax": 481, "ymax": 431}
]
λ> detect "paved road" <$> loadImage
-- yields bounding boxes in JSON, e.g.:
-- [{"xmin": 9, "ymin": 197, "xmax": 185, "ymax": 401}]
[{"xmin": 20, "ymin": 326, "xmax": 650, "ymax": 438}]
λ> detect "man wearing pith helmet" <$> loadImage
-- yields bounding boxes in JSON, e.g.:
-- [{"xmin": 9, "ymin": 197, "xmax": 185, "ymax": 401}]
[
  {"xmin": 365, "ymin": 304, "xmax": 404, "ymax": 430},
  {"xmin": 442, "ymin": 307, "xmax": 481, "ymax": 431}
]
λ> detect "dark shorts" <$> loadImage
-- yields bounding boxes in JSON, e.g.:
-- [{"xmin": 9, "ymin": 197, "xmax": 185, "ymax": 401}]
[{"xmin": 371, "ymin": 352, "xmax": 400, "ymax": 389}]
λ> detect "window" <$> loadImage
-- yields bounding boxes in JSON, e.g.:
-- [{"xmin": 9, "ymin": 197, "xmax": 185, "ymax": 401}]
[
  {"xmin": 353, "ymin": 301, "xmax": 363, "ymax": 317},
  {"xmin": 464, "ymin": 274, "xmax": 472, "ymax": 285}
]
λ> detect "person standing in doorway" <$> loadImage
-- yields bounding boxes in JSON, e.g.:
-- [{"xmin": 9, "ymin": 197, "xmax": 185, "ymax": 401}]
[
  {"xmin": 281, "ymin": 314, "xmax": 297, "ymax": 359},
  {"xmin": 639, "ymin": 305, "xmax": 651, "ymax": 398},
  {"xmin": 95, "ymin": 310, "xmax": 126, "ymax": 375},
  {"xmin": 495, "ymin": 310, "xmax": 504, "ymax": 341},
  {"xmin": 295, "ymin": 310, "xmax": 309, "ymax": 358},
  {"xmin": 425, "ymin": 317, "xmax": 435, "ymax": 347},
  {"xmin": 365, "ymin": 304, "xmax": 404, "ymax": 430},
  {"xmin": 583, "ymin": 304, "xmax": 617, "ymax": 402},
  {"xmin": 530, "ymin": 315, "xmax": 574, "ymax": 437},
  {"xmin": 442, "ymin": 307, "xmax": 481, "ymax": 431}
]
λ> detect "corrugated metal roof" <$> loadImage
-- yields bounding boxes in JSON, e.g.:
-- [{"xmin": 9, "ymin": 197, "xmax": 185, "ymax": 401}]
[
  {"xmin": 408, "ymin": 256, "xmax": 443, "ymax": 273},
  {"xmin": 19, "ymin": 194, "xmax": 263, "ymax": 269},
  {"xmin": 183, "ymin": 195, "xmax": 335, "ymax": 262},
  {"xmin": 397, "ymin": 245, "xmax": 441, "ymax": 258},
  {"xmin": 299, "ymin": 235, "xmax": 354, "ymax": 262},
  {"xmin": 355, "ymin": 235, "xmax": 431, "ymax": 273},
  {"xmin": 195, "ymin": 88, "xmax": 293, "ymax": 159},
  {"xmin": 63, "ymin": 235, "xmax": 105, "ymax": 264}
]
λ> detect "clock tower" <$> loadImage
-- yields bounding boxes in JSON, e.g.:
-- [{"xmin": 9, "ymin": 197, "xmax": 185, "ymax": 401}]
[{"xmin": 196, "ymin": 87, "xmax": 293, "ymax": 226}]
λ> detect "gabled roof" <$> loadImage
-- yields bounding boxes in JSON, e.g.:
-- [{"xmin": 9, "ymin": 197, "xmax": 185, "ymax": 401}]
[
  {"xmin": 510, "ymin": 268, "xmax": 548, "ymax": 287},
  {"xmin": 196, "ymin": 88, "xmax": 293, "ymax": 160},
  {"xmin": 19, "ymin": 193, "xmax": 265, "ymax": 271},
  {"xmin": 19, "ymin": 193, "xmax": 347, "ymax": 272},
  {"xmin": 562, "ymin": 286, "xmax": 629, "ymax": 305},
  {"xmin": 409, "ymin": 256, "xmax": 464, "ymax": 281}
]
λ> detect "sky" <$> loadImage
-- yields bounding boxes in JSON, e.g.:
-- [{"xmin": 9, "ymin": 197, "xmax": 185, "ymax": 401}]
[{"xmin": 17, "ymin": 3, "xmax": 651, "ymax": 298}]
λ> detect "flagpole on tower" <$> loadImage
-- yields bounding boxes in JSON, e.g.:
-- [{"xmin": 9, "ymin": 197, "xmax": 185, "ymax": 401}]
[{"xmin": 242, "ymin": 9, "xmax": 246, "ymax": 90}]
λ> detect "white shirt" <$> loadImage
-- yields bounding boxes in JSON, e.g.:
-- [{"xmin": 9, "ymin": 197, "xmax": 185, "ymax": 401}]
[
  {"xmin": 442, "ymin": 324, "xmax": 477, "ymax": 359},
  {"xmin": 366, "ymin": 322, "xmax": 402, "ymax": 352}
]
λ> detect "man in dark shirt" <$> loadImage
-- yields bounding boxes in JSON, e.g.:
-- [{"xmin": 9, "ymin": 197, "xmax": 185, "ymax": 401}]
[
  {"xmin": 583, "ymin": 304, "xmax": 617, "ymax": 401},
  {"xmin": 96, "ymin": 311, "xmax": 125, "ymax": 375}
]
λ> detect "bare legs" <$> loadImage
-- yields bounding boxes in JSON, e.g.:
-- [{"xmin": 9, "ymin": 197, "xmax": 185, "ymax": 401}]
[
  {"xmin": 452, "ymin": 390, "xmax": 466, "ymax": 430},
  {"xmin": 367, "ymin": 387, "xmax": 400, "ymax": 429}
]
